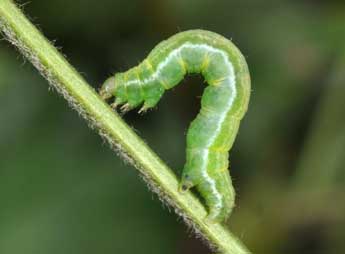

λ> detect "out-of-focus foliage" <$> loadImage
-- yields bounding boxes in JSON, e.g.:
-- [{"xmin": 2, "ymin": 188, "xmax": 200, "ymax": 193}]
[{"xmin": 0, "ymin": 0, "xmax": 344, "ymax": 253}]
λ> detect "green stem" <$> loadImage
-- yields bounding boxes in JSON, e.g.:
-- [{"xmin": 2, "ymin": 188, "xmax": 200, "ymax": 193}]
[{"xmin": 0, "ymin": 1, "xmax": 250, "ymax": 253}]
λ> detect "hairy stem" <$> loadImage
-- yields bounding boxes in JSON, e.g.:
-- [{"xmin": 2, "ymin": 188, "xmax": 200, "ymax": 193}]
[{"xmin": 0, "ymin": 1, "xmax": 250, "ymax": 253}]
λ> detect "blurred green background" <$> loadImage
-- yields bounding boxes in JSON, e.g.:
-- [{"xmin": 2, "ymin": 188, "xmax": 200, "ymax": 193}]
[{"xmin": 1, "ymin": 0, "xmax": 344, "ymax": 253}]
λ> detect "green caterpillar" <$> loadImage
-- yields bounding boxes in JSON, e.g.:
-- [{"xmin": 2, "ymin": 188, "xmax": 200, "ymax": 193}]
[{"xmin": 100, "ymin": 30, "xmax": 251, "ymax": 222}]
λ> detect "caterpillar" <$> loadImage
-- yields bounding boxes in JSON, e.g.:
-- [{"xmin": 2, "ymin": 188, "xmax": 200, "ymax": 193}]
[{"xmin": 100, "ymin": 30, "xmax": 251, "ymax": 222}]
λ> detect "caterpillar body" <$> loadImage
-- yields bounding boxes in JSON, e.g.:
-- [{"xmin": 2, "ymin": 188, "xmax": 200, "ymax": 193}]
[{"xmin": 100, "ymin": 30, "xmax": 251, "ymax": 222}]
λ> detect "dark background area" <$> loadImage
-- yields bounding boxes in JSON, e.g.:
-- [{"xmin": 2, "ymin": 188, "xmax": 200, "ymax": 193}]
[{"xmin": 0, "ymin": 0, "xmax": 344, "ymax": 253}]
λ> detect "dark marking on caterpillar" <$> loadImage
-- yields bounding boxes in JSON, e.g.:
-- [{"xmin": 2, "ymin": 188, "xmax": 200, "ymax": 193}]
[{"xmin": 100, "ymin": 30, "xmax": 251, "ymax": 223}]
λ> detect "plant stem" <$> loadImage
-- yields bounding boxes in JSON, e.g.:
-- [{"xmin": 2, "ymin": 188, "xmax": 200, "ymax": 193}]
[{"xmin": 0, "ymin": 1, "xmax": 250, "ymax": 253}]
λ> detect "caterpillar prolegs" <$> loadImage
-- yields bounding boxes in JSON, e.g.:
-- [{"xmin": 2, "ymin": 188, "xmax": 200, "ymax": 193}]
[{"xmin": 100, "ymin": 30, "xmax": 251, "ymax": 222}]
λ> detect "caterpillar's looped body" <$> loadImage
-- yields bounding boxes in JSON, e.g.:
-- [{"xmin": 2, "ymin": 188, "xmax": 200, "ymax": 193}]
[{"xmin": 100, "ymin": 30, "xmax": 251, "ymax": 222}]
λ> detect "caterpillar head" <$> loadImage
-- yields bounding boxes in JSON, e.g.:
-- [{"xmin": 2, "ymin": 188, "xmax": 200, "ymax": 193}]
[{"xmin": 99, "ymin": 76, "xmax": 116, "ymax": 100}]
